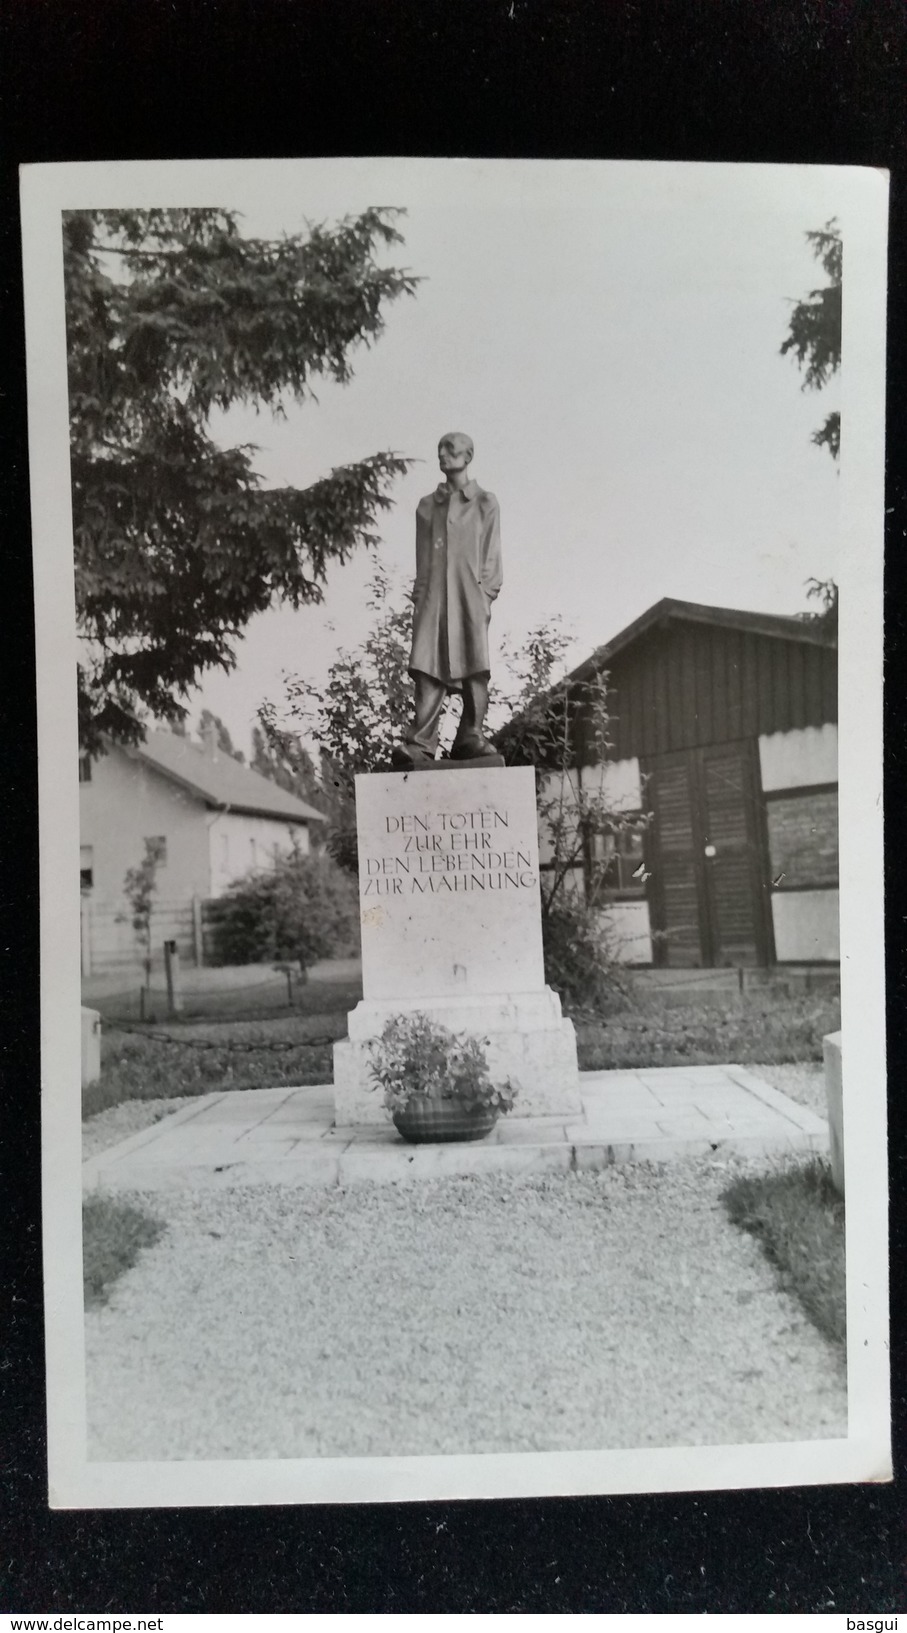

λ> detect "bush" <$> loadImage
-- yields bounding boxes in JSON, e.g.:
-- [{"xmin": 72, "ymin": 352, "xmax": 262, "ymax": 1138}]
[
  {"xmin": 324, "ymin": 814, "xmax": 360, "ymax": 877},
  {"xmin": 541, "ymin": 893, "xmax": 627, "ymax": 1013},
  {"xmin": 209, "ymin": 845, "xmax": 360, "ymax": 969}
]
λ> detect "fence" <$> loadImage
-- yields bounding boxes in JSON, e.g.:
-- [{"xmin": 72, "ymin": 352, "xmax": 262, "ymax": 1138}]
[
  {"xmin": 80, "ymin": 894, "xmax": 258, "ymax": 976},
  {"xmin": 80, "ymin": 895, "xmax": 205, "ymax": 976}
]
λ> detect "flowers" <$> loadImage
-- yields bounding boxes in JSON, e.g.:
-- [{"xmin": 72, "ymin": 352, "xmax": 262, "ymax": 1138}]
[{"xmin": 367, "ymin": 1013, "xmax": 516, "ymax": 1118}]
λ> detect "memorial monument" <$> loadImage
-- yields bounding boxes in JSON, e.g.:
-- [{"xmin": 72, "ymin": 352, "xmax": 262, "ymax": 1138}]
[
  {"xmin": 392, "ymin": 430, "xmax": 502, "ymax": 770},
  {"xmin": 333, "ymin": 433, "xmax": 582, "ymax": 1125}
]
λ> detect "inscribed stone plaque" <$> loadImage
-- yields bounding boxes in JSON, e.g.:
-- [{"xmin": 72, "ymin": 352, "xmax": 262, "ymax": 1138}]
[{"xmin": 354, "ymin": 765, "xmax": 545, "ymax": 1002}]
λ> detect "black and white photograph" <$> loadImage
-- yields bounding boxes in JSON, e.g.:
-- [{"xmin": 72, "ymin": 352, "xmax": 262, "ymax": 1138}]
[{"xmin": 22, "ymin": 157, "xmax": 889, "ymax": 1507}]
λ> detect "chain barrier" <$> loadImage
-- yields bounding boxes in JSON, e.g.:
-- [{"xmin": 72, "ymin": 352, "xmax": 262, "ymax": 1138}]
[
  {"xmin": 110, "ymin": 1022, "xmax": 342, "ymax": 1053},
  {"xmin": 87, "ymin": 976, "xmax": 298, "ymax": 1007}
]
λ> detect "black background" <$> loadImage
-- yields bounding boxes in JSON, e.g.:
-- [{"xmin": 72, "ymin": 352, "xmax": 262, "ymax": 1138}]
[{"xmin": 2, "ymin": 0, "xmax": 905, "ymax": 1612}]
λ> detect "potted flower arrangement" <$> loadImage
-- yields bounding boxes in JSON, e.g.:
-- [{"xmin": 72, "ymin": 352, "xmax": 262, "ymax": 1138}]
[{"xmin": 367, "ymin": 1012, "xmax": 516, "ymax": 1144}]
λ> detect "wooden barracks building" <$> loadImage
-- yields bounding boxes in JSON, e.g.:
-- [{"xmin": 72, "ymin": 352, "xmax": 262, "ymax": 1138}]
[{"xmin": 537, "ymin": 598, "xmax": 839, "ymax": 970}]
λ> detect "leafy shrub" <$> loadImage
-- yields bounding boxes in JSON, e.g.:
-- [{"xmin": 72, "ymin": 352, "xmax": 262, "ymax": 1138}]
[
  {"xmin": 541, "ymin": 893, "xmax": 627, "ymax": 1014},
  {"xmin": 367, "ymin": 1012, "xmax": 516, "ymax": 1117},
  {"xmin": 324, "ymin": 812, "xmax": 360, "ymax": 877},
  {"xmin": 209, "ymin": 845, "xmax": 360, "ymax": 970}
]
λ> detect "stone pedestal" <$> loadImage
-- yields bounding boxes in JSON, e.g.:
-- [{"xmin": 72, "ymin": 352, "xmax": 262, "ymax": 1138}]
[
  {"xmin": 81, "ymin": 1006, "xmax": 101, "ymax": 1088},
  {"xmin": 333, "ymin": 765, "xmax": 581, "ymax": 1125},
  {"xmin": 822, "ymin": 1030, "xmax": 844, "ymax": 1195}
]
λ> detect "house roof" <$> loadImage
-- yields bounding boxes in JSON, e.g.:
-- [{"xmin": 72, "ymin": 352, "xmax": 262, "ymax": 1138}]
[
  {"xmin": 133, "ymin": 731, "xmax": 326, "ymax": 824},
  {"xmin": 567, "ymin": 596, "xmax": 836, "ymax": 684}
]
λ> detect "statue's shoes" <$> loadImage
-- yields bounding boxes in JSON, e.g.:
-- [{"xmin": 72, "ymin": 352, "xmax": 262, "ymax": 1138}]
[
  {"xmin": 450, "ymin": 736, "xmax": 499, "ymax": 761},
  {"xmin": 391, "ymin": 743, "xmax": 436, "ymax": 768}
]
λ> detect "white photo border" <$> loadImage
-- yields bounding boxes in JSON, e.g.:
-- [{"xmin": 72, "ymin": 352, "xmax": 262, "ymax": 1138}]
[{"xmin": 21, "ymin": 157, "xmax": 891, "ymax": 1508}]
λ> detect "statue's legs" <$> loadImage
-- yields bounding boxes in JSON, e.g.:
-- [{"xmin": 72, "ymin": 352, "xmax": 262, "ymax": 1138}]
[
  {"xmin": 404, "ymin": 671, "xmax": 448, "ymax": 757},
  {"xmin": 395, "ymin": 670, "xmax": 497, "ymax": 766},
  {"xmin": 450, "ymin": 672, "xmax": 496, "ymax": 759}
]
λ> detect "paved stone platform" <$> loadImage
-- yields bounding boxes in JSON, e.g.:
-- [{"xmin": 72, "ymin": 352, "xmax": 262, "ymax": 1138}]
[{"xmin": 83, "ymin": 1066, "xmax": 828, "ymax": 1193}]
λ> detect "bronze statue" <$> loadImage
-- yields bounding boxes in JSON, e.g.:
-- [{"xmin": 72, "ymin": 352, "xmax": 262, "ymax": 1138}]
[{"xmin": 394, "ymin": 432, "xmax": 502, "ymax": 768}]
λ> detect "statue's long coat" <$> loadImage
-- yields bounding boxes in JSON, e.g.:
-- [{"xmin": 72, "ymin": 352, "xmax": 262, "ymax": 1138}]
[{"xmin": 408, "ymin": 479, "xmax": 503, "ymax": 684}]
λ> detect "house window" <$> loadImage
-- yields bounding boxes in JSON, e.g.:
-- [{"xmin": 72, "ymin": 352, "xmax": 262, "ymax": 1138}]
[
  {"xmin": 587, "ymin": 820, "xmax": 648, "ymax": 901},
  {"xmin": 765, "ymin": 788, "xmax": 838, "ymax": 890},
  {"xmin": 78, "ymin": 753, "xmax": 92, "ymax": 783},
  {"xmin": 80, "ymin": 845, "xmax": 93, "ymax": 891},
  {"xmin": 145, "ymin": 835, "xmax": 167, "ymax": 866}
]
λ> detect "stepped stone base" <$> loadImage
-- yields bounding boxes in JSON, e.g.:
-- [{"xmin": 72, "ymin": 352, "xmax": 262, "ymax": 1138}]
[
  {"xmin": 334, "ymin": 765, "xmax": 581, "ymax": 1128},
  {"xmin": 333, "ymin": 987, "xmax": 581, "ymax": 1126}
]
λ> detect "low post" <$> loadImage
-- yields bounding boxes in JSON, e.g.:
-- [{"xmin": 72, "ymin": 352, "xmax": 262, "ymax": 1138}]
[
  {"xmin": 80, "ymin": 894, "xmax": 92, "ymax": 978},
  {"xmin": 81, "ymin": 1007, "xmax": 101, "ymax": 1086},
  {"xmin": 822, "ymin": 1030, "xmax": 844, "ymax": 1195},
  {"xmin": 273, "ymin": 961, "xmax": 296, "ymax": 1005},
  {"xmin": 192, "ymin": 894, "xmax": 203, "ymax": 967},
  {"xmin": 164, "ymin": 939, "xmax": 184, "ymax": 1017}
]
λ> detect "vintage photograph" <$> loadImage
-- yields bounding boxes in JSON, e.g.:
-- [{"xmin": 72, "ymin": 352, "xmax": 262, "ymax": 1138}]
[{"xmin": 23, "ymin": 158, "xmax": 889, "ymax": 1505}]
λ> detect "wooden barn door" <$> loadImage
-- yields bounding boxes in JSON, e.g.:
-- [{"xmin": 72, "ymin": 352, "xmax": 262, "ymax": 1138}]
[
  {"xmin": 645, "ymin": 743, "xmax": 770, "ymax": 968},
  {"xmin": 698, "ymin": 743, "xmax": 769, "ymax": 967},
  {"xmin": 645, "ymin": 752, "xmax": 704, "ymax": 967}
]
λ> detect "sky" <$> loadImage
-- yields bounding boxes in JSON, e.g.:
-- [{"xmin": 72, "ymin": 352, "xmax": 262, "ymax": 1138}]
[{"xmin": 184, "ymin": 160, "xmax": 843, "ymax": 757}]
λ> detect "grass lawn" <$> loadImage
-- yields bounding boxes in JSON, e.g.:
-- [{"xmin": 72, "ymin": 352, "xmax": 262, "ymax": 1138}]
[
  {"xmin": 84, "ymin": 981, "xmax": 840, "ymax": 1120},
  {"xmin": 83, "ymin": 978, "xmax": 361, "ymax": 1118},
  {"xmin": 576, "ymin": 990, "xmax": 840, "ymax": 1069},
  {"xmin": 83, "ymin": 1193, "xmax": 165, "ymax": 1308},
  {"xmin": 721, "ymin": 1157, "xmax": 846, "ymax": 1346},
  {"xmin": 84, "ymin": 1014, "xmax": 346, "ymax": 1118},
  {"xmin": 90, "ymin": 973, "xmax": 362, "ymax": 1027}
]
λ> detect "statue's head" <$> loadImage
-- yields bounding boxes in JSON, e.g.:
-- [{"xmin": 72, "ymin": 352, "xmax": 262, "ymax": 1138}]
[{"xmin": 437, "ymin": 431, "xmax": 474, "ymax": 476}]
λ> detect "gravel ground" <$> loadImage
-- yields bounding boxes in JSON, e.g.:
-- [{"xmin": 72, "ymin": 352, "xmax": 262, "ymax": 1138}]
[
  {"xmin": 85, "ymin": 1158, "xmax": 846, "ymax": 1462},
  {"xmin": 83, "ymin": 1097, "xmax": 192, "ymax": 1161},
  {"xmin": 753, "ymin": 1063, "xmax": 828, "ymax": 1119}
]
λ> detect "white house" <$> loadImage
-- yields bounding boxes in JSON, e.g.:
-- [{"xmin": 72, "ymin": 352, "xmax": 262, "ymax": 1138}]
[{"xmin": 79, "ymin": 729, "xmax": 325, "ymax": 973}]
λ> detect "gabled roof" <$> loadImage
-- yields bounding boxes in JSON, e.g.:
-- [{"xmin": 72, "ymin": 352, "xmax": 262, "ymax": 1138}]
[
  {"xmin": 132, "ymin": 731, "xmax": 325, "ymax": 824},
  {"xmin": 568, "ymin": 596, "xmax": 836, "ymax": 684}
]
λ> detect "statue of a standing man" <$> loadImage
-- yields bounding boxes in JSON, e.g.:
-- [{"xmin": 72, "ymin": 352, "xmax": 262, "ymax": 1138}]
[{"xmin": 394, "ymin": 432, "xmax": 502, "ymax": 768}]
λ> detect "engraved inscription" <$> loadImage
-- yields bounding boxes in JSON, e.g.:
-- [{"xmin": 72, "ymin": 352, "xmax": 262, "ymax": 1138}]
[{"xmin": 361, "ymin": 806, "xmax": 538, "ymax": 899}]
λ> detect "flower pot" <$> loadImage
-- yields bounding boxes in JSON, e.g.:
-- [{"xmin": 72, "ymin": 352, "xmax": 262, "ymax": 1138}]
[{"xmin": 392, "ymin": 1095, "xmax": 498, "ymax": 1144}]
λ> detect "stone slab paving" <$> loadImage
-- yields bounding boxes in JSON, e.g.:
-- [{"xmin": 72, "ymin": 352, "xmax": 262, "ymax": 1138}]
[{"xmin": 83, "ymin": 1065, "xmax": 828, "ymax": 1193}]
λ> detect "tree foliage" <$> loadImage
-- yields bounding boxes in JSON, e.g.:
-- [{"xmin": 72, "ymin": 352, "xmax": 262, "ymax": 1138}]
[
  {"xmin": 64, "ymin": 207, "xmax": 417, "ymax": 749},
  {"xmin": 284, "ymin": 566, "xmax": 415, "ymax": 790},
  {"xmin": 495, "ymin": 641, "xmax": 646, "ymax": 905},
  {"xmin": 209, "ymin": 844, "xmax": 359, "ymax": 971},
  {"xmin": 495, "ymin": 627, "xmax": 646, "ymax": 1008},
  {"xmin": 276, "ymin": 567, "xmax": 414, "ymax": 870},
  {"xmin": 197, "ymin": 709, "xmax": 244, "ymax": 762},
  {"xmin": 250, "ymin": 719, "xmax": 323, "ymax": 810},
  {"xmin": 798, "ymin": 576, "xmax": 839, "ymax": 634},
  {"xmin": 120, "ymin": 837, "xmax": 164, "ymax": 984},
  {"xmin": 274, "ymin": 580, "xmax": 642, "ymax": 1011},
  {"xmin": 780, "ymin": 220, "xmax": 842, "ymax": 459}
]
